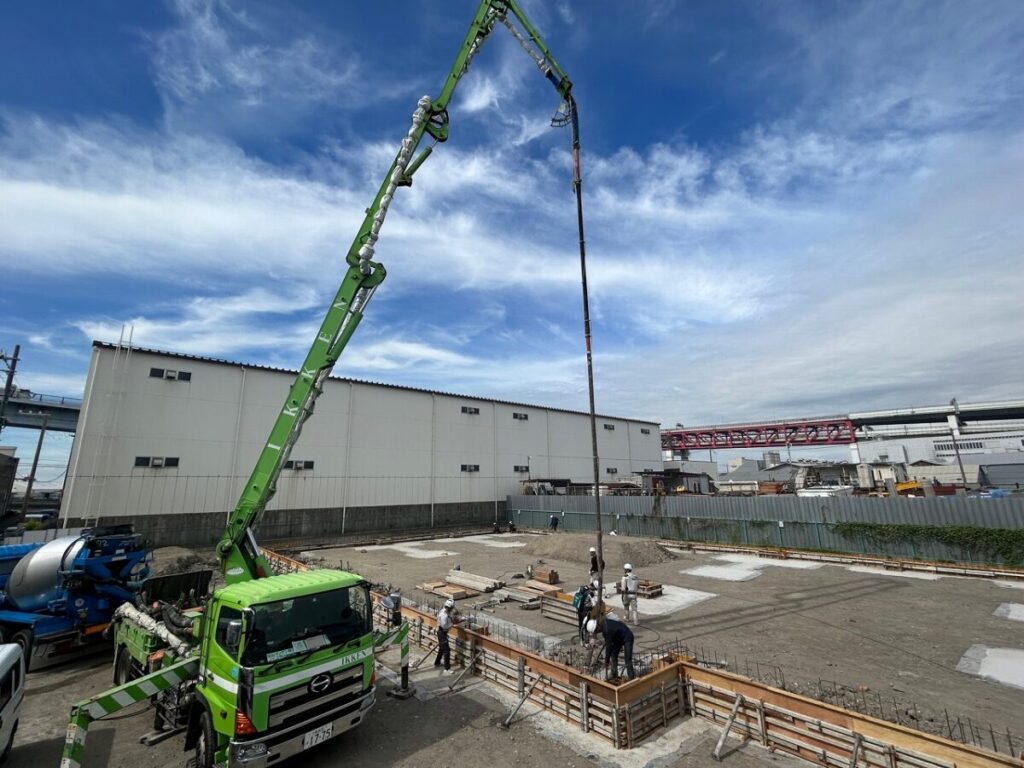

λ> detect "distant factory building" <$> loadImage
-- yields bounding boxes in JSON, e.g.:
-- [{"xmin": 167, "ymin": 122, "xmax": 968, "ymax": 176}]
[{"xmin": 62, "ymin": 342, "xmax": 662, "ymax": 545}]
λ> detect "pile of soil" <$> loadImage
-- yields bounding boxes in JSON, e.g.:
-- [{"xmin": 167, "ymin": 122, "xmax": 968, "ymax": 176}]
[
  {"xmin": 520, "ymin": 531, "xmax": 671, "ymax": 568},
  {"xmin": 149, "ymin": 546, "xmax": 218, "ymax": 577}
]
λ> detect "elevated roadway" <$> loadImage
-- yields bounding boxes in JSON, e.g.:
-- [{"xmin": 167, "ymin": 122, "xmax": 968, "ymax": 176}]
[{"xmin": 0, "ymin": 390, "xmax": 81, "ymax": 433}]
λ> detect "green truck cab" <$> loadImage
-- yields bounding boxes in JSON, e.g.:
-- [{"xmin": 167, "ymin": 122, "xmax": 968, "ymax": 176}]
[{"xmin": 189, "ymin": 570, "xmax": 375, "ymax": 767}]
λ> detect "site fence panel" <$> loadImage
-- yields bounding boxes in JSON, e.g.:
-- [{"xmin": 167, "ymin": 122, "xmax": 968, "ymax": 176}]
[{"xmin": 509, "ymin": 495, "xmax": 1024, "ymax": 565}]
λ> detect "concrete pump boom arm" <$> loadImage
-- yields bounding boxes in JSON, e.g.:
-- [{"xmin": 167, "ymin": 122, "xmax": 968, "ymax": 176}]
[{"xmin": 216, "ymin": 0, "xmax": 578, "ymax": 583}]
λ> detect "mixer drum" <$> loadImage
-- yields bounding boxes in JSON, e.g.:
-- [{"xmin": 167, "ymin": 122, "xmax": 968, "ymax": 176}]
[{"xmin": 5, "ymin": 536, "xmax": 87, "ymax": 612}]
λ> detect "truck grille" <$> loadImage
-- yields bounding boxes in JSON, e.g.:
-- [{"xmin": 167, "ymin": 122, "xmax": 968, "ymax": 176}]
[{"xmin": 267, "ymin": 665, "xmax": 364, "ymax": 729}]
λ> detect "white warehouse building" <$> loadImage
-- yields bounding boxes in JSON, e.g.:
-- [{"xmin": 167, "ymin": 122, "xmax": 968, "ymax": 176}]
[{"xmin": 63, "ymin": 342, "xmax": 662, "ymax": 545}]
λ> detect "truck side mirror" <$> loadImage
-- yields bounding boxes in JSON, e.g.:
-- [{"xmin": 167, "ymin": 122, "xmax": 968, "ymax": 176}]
[{"xmin": 226, "ymin": 620, "xmax": 242, "ymax": 653}]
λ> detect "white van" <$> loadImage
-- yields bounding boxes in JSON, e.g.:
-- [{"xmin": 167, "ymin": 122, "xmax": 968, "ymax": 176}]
[{"xmin": 0, "ymin": 644, "xmax": 24, "ymax": 763}]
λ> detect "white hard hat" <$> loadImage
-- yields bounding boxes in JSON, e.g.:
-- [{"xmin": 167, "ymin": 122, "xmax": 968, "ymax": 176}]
[
  {"xmin": 589, "ymin": 547, "xmax": 596, "ymax": 553},
  {"xmin": 591, "ymin": 579, "xmax": 599, "ymax": 588},
  {"xmin": 624, "ymin": 563, "xmax": 633, "ymax": 571},
  {"xmin": 444, "ymin": 599, "xmax": 455, "ymax": 609},
  {"xmin": 586, "ymin": 619, "xmax": 598, "ymax": 634}
]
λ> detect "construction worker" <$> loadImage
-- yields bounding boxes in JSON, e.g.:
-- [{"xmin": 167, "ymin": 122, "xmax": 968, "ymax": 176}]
[
  {"xmin": 620, "ymin": 563, "xmax": 639, "ymax": 625},
  {"xmin": 507, "ymin": 520, "xmax": 517, "ymax": 533},
  {"xmin": 588, "ymin": 616, "xmax": 635, "ymax": 681},
  {"xmin": 573, "ymin": 581, "xmax": 597, "ymax": 642},
  {"xmin": 588, "ymin": 547, "xmax": 604, "ymax": 581},
  {"xmin": 434, "ymin": 598, "xmax": 457, "ymax": 673},
  {"xmin": 549, "ymin": 513, "xmax": 559, "ymax": 532}
]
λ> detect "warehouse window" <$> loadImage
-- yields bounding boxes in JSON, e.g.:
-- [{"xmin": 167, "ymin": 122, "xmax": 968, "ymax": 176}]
[
  {"xmin": 461, "ymin": 464, "xmax": 480, "ymax": 473},
  {"xmin": 606, "ymin": 467, "xmax": 618, "ymax": 474},
  {"xmin": 164, "ymin": 457, "xmax": 180, "ymax": 468},
  {"xmin": 513, "ymin": 412, "xmax": 528, "ymax": 421},
  {"xmin": 135, "ymin": 456, "xmax": 151, "ymax": 467},
  {"xmin": 461, "ymin": 406, "xmax": 480, "ymax": 415},
  {"xmin": 640, "ymin": 428, "xmax": 651, "ymax": 435},
  {"xmin": 603, "ymin": 423, "xmax": 615, "ymax": 431},
  {"xmin": 284, "ymin": 460, "xmax": 315, "ymax": 470},
  {"xmin": 513, "ymin": 465, "xmax": 530, "ymax": 473},
  {"xmin": 150, "ymin": 367, "xmax": 192, "ymax": 382}
]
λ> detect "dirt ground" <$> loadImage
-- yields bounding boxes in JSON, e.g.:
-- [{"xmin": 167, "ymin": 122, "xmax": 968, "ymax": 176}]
[
  {"xmin": 9, "ymin": 529, "xmax": 1024, "ymax": 768},
  {"xmin": 305, "ymin": 531, "xmax": 1024, "ymax": 740}
]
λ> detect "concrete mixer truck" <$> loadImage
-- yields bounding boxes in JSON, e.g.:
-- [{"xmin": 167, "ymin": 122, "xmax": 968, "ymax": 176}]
[{"xmin": 0, "ymin": 526, "xmax": 150, "ymax": 670}]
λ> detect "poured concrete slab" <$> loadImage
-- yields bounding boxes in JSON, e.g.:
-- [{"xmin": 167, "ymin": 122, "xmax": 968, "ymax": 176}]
[
  {"xmin": 957, "ymin": 645, "xmax": 1024, "ymax": 690},
  {"xmin": 635, "ymin": 585, "xmax": 717, "ymax": 616},
  {"xmin": 846, "ymin": 565, "xmax": 942, "ymax": 580},
  {"xmin": 993, "ymin": 603, "xmax": 1024, "ymax": 622},
  {"xmin": 994, "ymin": 580, "xmax": 1024, "ymax": 590},
  {"xmin": 433, "ymin": 534, "xmax": 527, "ymax": 549},
  {"xmin": 360, "ymin": 541, "xmax": 459, "ymax": 559},
  {"xmin": 682, "ymin": 564, "xmax": 761, "ymax": 581},
  {"xmin": 716, "ymin": 554, "xmax": 824, "ymax": 570}
]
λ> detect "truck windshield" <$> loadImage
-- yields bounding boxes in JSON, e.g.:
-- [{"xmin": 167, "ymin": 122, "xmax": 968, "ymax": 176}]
[{"xmin": 241, "ymin": 584, "xmax": 371, "ymax": 667}]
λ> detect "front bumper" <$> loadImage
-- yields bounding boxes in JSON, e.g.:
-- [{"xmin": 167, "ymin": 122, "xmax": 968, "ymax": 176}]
[{"xmin": 229, "ymin": 687, "xmax": 376, "ymax": 767}]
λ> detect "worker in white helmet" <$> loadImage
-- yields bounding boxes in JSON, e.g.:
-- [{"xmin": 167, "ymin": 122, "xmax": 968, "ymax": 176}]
[
  {"xmin": 434, "ymin": 598, "xmax": 458, "ymax": 673},
  {"xmin": 588, "ymin": 546, "xmax": 604, "ymax": 581},
  {"xmin": 620, "ymin": 563, "xmax": 639, "ymax": 625},
  {"xmin": 588, "ymin": 615, "xmax": 636, "ymax": 681}
]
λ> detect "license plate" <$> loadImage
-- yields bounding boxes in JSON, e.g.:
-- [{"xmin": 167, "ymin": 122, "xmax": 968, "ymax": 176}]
[{"xmin": 301, "ymin": 723, "xmax": 334, "ymax": 749}]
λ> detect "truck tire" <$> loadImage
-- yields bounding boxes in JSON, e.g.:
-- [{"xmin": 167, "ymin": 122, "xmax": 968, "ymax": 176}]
[
  {"xmin": 113, "ymin": 646, "xmax": 132, "ymax": 686},
  {"xmin": 10, "ymin": 630, "xmax": 32, "ymax": 668},
  {"xmin": 194, "ymin": 709, "xmax": 215, "ymax": 768}
]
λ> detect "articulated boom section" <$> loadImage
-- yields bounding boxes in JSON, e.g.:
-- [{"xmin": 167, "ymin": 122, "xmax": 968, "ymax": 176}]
[{"xmin": 217, "ymin": 0, "xmax": 578, "ymax": 583}]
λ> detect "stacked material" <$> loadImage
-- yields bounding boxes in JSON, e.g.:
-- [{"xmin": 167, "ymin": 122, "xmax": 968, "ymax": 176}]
[
  {"xmin": 523, "ymin": 580, "xmax": 561, "ymax": 595},
  {"xmin": 531, "ymin": 566, "xmax": 560, "ymax": 584},
  {"xmin": 493, "ymin": 587, "xmax": 540, "ymax": 606},
  {"xmin": 446, "ymin": 569, "xmax": 505, "ymax": 592},
  {"xmin": 415, "ymin": 580, "xmax": 478, "ymax": 600},
  {"xmin": 637, "ymin": 579, "xmax": 663, "ymax": 598}
]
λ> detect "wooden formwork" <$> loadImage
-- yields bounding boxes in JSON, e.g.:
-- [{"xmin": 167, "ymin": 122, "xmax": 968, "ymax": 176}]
[{"xmin": 375, "ymin": 595, "xmax": 1023, "ymax": 768}]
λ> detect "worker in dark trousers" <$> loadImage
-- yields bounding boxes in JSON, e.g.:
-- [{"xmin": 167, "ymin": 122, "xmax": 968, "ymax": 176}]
[
  {"xmin": 434, "ymin": 598, "xmax": 456, "ymax": 673},
  {"xmin": 549, "ymin": 513, "xmax": 559, "ymax": 532},
  {"xmin": 574, "ymin": 581, "xmax": 596, "ymax": 642},
  {"xmin": 588, "ymin": 547, "xmax": 604, "ymax": 581},
  {"xmin": 593, "ymin": 615, "xmax": 635, "ymax": 681}
]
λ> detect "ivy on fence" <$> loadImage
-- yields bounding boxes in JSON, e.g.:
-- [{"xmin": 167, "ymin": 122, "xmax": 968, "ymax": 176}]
[{"xmin": 833, "ymin": 522, "xmax": 1024, "ymax": 566}]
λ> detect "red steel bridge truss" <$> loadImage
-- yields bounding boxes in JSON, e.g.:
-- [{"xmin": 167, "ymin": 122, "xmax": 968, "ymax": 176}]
[{"xmin": 661, "ymin": 418, "xmax": 857, "ymax": 451}]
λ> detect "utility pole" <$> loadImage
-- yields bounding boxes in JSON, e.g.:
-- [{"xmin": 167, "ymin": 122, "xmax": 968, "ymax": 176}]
[
  {"xmin": 21, "ymin": 413, "xmax": 48, "ymax": 517},
  {"xmin": 949, "ymin": 398, "xmax": 968, "ymax": 491},
  {"xmin": 0, "ymin": 344, "xmax": 20, "ymax": 438}
]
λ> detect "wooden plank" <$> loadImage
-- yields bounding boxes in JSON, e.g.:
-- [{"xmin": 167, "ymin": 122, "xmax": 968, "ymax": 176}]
[
  {"xmin": 524, "ymin": 580, "xmax": 562, "ymax": 593},
  {"xmin": 683, "ymin": 665, "xmax": 1021, "ymax": 768}
]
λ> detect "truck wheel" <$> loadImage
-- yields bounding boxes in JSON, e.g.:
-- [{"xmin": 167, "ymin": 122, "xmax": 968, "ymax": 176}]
[
  {"xmin": 113, "ymin": 646, "xmax": 132, "ymax": 686},
  {"xmin": 10, "ymin": 631, "xmax": 32, "ymax": 667},
  {"xmin": 194, "ymin": 709, "xmax": 215, "ymax": 768}
]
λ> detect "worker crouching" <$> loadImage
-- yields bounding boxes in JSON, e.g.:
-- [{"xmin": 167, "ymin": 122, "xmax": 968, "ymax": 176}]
[{"xmin": 587, "ymin": 615, "xmax": 635, "ymax": 681}]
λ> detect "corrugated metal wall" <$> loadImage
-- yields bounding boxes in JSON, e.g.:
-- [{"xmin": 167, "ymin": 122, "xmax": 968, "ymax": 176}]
[{"xmin": 506, "ymin": 495, "xmax": 1024, "ymax": 564}]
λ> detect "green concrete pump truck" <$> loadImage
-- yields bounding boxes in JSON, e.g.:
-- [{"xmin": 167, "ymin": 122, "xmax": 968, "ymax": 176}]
[{"xmin": 59, "ymin": 2, "xmax": 582, "ymax": 767}]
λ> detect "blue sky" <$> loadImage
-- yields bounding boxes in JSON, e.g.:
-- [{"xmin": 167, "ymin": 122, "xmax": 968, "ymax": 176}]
[{"xmin": 2, "ymin": 0, "xmax": 1023, "ymax": 478}]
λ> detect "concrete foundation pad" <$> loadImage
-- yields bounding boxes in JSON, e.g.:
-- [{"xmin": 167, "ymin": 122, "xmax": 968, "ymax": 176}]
[
  {"xmin": 681, "ymin": 564, "xmax": 762, "ymax": 582},
  {"xmin": 993, "ymin": 603, "xmax": 1024, "ymax": 622},
  {"xmin": 957, "ymin": 644, "xmax": 1024, "ymax": 690},
  {"xmin": 635, "ymin": 585, "xmax": 718, "ymax": 617},
  {"xmin": 360, "ymin": 541, "xmax": 460, "ymax": 559},
  {"xmin": 716, "ymin": 554, "xmax": 824, "ymax": 570},
  {"xmin": 994, "ymin": 580, "xmax": 1024, "ymax": 590},
  {"xmin": 846, "ymin": 565, "xmax": 942, "ymax": 580},
  {"xmin": 433, "ymin": 534, "xmax": 529, "ymax": 549}
]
